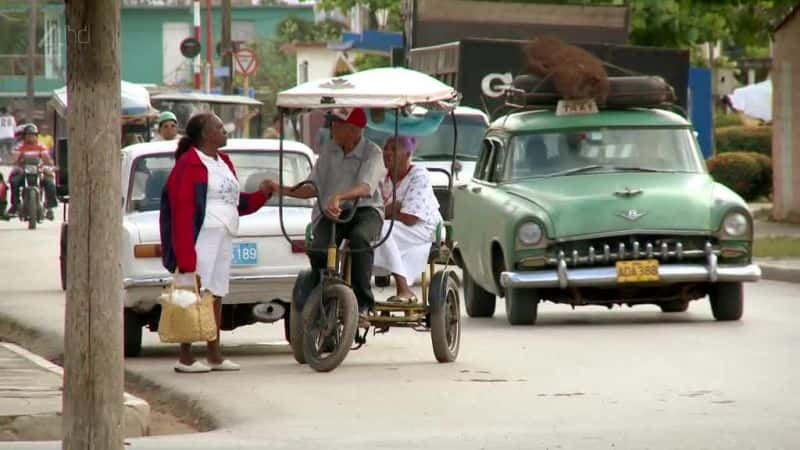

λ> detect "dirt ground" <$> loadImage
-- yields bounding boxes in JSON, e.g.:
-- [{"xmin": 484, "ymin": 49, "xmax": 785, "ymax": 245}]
[
  {"xmin": 124, "ymin": 382, "xmax": 205, "ymax": 436},
  {"xmin": 48, "ymin": 354, "xmax": 208, "ymax": 436}
]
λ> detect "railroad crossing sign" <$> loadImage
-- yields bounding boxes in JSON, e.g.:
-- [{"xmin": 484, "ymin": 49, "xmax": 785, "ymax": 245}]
[{"xmin": 233, "ymin": 49, "xmax": 258, "ymax": 76}]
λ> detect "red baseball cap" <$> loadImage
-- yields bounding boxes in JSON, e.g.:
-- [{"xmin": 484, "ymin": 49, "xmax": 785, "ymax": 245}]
[{"xmin": 330, "ymin": 107, "xmax": 367, "ymax": 129}]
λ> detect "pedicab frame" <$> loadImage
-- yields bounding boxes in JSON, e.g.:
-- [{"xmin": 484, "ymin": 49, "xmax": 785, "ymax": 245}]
[{"xmin": 275, "ymin": 67, "xmax": 463, "ymax": 372}]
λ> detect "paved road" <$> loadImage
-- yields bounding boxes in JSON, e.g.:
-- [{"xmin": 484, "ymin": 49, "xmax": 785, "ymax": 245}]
[{"xmin": 0, "ymin": 212, "xmax": 798, "ymax": 449}]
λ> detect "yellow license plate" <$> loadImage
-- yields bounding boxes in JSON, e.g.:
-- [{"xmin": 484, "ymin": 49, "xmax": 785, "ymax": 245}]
[{"xmin": 616, "ymin": 259, "xmax": 660, "ymax": 283}]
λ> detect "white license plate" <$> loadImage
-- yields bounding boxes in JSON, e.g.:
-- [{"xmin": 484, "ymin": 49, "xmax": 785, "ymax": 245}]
[{"xmin": 231, "ymin": 242, "xmax": 258, "ymax": 266}]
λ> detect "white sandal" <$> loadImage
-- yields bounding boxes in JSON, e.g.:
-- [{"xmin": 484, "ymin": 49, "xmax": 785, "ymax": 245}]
[
  {"xmin": 207, "ymin": 359, "xmax": 240, "ymax": 371},
  {"xmin": 174, "ymin": 360, "xmax": 211, "ymax": 373}
]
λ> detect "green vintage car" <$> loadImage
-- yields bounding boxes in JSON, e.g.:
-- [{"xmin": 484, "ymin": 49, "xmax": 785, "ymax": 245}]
[{"xmin": 452, "ymin": 107, "xmax": 761, "ymax": 325}]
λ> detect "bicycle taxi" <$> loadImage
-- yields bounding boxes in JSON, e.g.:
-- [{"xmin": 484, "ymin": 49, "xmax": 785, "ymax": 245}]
[{"xmin": 275, "ymin": 67, "xmax": 463, "ymax": 372}]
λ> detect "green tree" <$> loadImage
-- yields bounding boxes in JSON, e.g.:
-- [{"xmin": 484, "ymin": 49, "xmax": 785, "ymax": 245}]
[
  {"xmin": 311, "ymin": 0, "xmax": 404, "ymax": 31},
  {"xmin": 250, "ymin": 16, "xmax": 345, "ymax": 118}
]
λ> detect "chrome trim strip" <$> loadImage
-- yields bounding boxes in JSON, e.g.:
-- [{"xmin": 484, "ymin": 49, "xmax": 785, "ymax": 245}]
[
  {"xmin": 500, "ymin": 264, "xmax": 761, "ymax": 289},
  {"xmin": 553, "ymin": 229, "xmax": 713, "ymax": 243},
  {"xmin": 547, "ymin": 248, "xmax": 711, "ymax": 266},
  {"xmin": 124, "ymin": 274, "xmax": 297, "ymax": 289}
]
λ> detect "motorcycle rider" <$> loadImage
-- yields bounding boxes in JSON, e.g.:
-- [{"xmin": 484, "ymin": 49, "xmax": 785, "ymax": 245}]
[{"xmin": 8, "ymin": 124, "xmax": 57, "ymax": 221}]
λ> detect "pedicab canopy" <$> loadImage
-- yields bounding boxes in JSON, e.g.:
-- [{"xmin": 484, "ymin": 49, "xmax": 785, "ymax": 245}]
[
  {"xmin": 50, "ymin": 80, "xmax": 156, "ymax": 120},
  {"xmin": 276, "ymin": 67, "xmax": 460, "ymax": 111}
]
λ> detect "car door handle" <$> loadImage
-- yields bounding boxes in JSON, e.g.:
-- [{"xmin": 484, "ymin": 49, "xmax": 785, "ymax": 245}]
[
  {"xmin": 471, "ymin": 187, "xmax": 482, "ymax": 194},
  {"xmin": 457, "ymin": 185, "xmax": 468, "ymax": 191}
]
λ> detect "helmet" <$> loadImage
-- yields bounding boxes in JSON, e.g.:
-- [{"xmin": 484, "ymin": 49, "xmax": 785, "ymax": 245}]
[
  {"xmin": 18, "ymin": 123, "xmax": 38, "ymax": 136},
  {"xmin": 157, "ymin": 111, "xmax": 178, "ymax": 127}
]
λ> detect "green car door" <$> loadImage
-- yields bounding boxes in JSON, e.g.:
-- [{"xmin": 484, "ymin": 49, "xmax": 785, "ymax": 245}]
[{"xmin": 453, "ymin": 137, "xmax": 507, "ymax": 294}]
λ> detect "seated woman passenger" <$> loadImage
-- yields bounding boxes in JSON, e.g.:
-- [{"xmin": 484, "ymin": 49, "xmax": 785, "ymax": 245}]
[{"xmin": 374, "ymin": 135, "xmax": 443, "ymax": 303}]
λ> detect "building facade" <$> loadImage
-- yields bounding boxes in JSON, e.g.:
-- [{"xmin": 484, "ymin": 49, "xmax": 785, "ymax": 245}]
[{"xmin": 0, "ymin": 2, "xmax": 313, "ymax": 118}]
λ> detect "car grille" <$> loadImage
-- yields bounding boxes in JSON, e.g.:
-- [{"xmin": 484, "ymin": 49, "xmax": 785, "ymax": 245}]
[{"xmin": 546, "ymin": 235, "xmax": 718, "ymax": 267}]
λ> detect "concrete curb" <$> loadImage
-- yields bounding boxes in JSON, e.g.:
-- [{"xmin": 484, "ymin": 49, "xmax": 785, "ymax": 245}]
[
  {"xmin": 0, "ymin": 342, "xmax": 151, "ymax": 441},
  {"xmin": 758, "ymin": 263, "xmax": 800, "ymax": 283},
  {"xmin": 0, "ymin": 313, "xmax": 217, "ymax": 438}
]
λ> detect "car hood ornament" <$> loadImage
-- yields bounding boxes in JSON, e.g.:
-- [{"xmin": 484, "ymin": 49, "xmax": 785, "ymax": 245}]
[
  {"xmin": 614, "ymin": 187, "xmax": 643, "ymax": 197},
  {"xmin": 618, "ymin": 209, "xmax": 647, "ymax": 221}
]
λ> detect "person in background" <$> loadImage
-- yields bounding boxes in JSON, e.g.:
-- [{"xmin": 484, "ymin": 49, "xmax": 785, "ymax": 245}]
[
  {"xmin": 37, "ymin": 122, "xmax": 55, "ymax": 153},
  {"xmin": 154, "ymin": 111, "xmax": 180, "ymax": 142},
  {"xmin": 373, "ymin": 135, "xmax": 442, "ymax": 302},
  {"xmin": 0, "ymin": 107, "xmax": 16, "ymax": 163},
  {"xmin": 159, "ymin": 112, "xmax": 273, "ymax": 373},
  {"xmin": 0, "ymin": 173, "xmax": 10, "ymax": 221}
]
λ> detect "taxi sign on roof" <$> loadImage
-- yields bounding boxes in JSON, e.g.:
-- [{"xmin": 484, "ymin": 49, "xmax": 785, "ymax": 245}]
[{"xmin": 556, "ymin": 99, "xmax": 599, "ymax": 116}]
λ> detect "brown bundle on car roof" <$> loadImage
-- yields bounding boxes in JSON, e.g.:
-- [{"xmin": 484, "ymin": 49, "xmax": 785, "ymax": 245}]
[{"xmin": 523, "ymin": 36, "xmax": 610, "ymax": 105}]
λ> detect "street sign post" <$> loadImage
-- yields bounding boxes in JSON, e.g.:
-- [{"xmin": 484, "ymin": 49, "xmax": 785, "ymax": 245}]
[
  {"xmin": 233, "ymin": 48, "xmax": 258, "ymax": 76},
  {"xmin": 180, "ymin": 37, "xmax": 202, "ymax": 59},
  {"xmin": 233, "ymin": 48, "xmax": 259, "ymax": 136}
]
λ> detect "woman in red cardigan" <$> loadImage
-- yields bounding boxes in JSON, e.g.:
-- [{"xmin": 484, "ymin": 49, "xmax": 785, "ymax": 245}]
[{"xmin": 160, "ymin": 112, "xmax": 272, "ymax": 373}]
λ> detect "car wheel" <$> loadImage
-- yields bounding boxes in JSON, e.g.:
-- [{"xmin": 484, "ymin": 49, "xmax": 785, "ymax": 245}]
[
  {"xmin": 709, "ymin": 282, "xmax": 743, "ymax": 321},
  {"xmin": 505, "ymin": 288, "xmax": 538, "ymax": 325},
  {"xmin": 124, "ymin": 308, "xmax": 143, "ymax": 357},
  {"xmin": 659, "ymin": 299, "xmax": 689, "ymax": 313},
  {"xmin": 463, "ymin": 269, "xmax": 496, "ymax": 318}
]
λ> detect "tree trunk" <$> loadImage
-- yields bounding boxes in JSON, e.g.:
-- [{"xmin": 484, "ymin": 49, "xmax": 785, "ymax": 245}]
[{"xmin": 62, "ymin": 1, "xmax": 123, "ymax": 449}]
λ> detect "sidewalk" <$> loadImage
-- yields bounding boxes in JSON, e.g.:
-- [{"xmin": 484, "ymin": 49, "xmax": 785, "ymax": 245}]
[
  {"xmin": 752, "ymin": 205, "xmax": 800, "ymax": 283},
  {"xmin": 0, "ymin": 342, "xmax": 150, "ymax": 441}
]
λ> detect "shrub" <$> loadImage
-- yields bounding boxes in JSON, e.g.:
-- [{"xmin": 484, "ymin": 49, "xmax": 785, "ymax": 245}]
[
  {"xmin": 707, "ymin": 152, "xmax": 763, "ymax": 201},
  {"xmin": 714, "ymin": 111, "xmax": 742, "ymax": 128},
  {"xmin": 715, "ymin": 126, "xmax": 771, "ymax": 155},
  {"xmin": 747, "ymin": 152, "xmax": 773, "ymax": 199}
]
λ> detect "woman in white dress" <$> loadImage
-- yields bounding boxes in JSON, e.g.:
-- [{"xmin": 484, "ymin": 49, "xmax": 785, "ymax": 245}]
[
  {"xmin": 374, "ymin": 136, "xmax": 443, "ymax": 302},
  {"xmin": 161, "ymin": 113, "xmax": 271, "ymax": 373}
]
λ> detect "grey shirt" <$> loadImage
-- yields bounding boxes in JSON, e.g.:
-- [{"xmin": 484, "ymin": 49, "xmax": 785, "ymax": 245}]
[{"xmin": 308, "ymin": 136, "xmax": 386, "ymax": 224}]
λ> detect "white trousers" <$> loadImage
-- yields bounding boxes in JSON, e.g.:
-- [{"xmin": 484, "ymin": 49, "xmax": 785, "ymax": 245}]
[
  {"xmin": 373, "ymin": 221, "xmax": 433, "ymax": 285},
  {"xmin": 195, "ymin": 224, "xmax": 233, "ymax": 297}
]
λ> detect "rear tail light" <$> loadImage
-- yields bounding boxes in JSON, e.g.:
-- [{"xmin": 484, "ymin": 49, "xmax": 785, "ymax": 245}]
[
  {"xmin": 290, "ymin": 240, "xmax": 306, "ymax": 253},
  {"xmin": 134, "ymin": 244, "xmax": 162, "ymax": 258}
]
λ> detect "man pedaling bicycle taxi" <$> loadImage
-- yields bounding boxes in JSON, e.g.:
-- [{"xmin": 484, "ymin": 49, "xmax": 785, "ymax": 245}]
[{"xmin": 263, "ymin": 107, "xmax": 386, "ymax": 323}]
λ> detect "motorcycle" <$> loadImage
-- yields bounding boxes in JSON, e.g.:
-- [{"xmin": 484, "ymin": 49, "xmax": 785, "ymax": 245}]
[{"xmin": 17, "ymin": 155, "xmax": 52, "ymax": 230}]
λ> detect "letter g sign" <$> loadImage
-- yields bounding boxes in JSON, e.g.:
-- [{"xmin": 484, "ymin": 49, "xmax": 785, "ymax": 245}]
[{"xmin": 481, "ymin": 72, "xmax": 513, "ymax": 98}]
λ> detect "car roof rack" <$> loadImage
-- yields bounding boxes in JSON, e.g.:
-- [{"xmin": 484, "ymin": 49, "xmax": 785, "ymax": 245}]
[{"xmin": 503, "ymin": 75, "xmax": 678, "ymax": 112}]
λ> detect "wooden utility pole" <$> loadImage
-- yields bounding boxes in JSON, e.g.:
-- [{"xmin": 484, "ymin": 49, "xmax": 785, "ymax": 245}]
[
  {"xmin": 63, "ymin": 1, "xmax": 123, "ymax": 449},
  {"xmin": 222, "ymin": 0, "xmax": 233, "ymax": 95},
  {"xmin": 26, "ymin": 0, "xmax": 38, "ymax": 122}
]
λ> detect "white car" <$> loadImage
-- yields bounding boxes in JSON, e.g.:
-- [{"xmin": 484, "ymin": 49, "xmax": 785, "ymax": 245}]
[{"xmin": 59, "ymin": 139, "xmax": 315, "ymax": 356}]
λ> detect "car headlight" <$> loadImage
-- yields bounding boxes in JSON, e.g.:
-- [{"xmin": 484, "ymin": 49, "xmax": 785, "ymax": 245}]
[
  {"xmin": 517, "ymin": 222, "xmax": 543, "ymax": 246},
  {"xmin": 722, "ymin": 212, "xmax": 749, "ymax": 237}
]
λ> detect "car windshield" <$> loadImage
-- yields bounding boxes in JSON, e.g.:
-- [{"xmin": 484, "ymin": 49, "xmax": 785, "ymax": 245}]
[
  {"xmin": 505, "ymin": 127, "xmax": 705, "ymax": 181},
  {"xmin": 363, "ymin": 113, "xmax": 488, "ymax": 161},
  {"xmin": 128, "ymin": 150, "xmax": 312, "ymax": 212}
]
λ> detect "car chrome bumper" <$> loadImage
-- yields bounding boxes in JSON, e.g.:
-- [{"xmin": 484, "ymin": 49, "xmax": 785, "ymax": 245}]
[
  {"xmin": 123, "ymin": 274, "xmax": 297, "ymax": 289},
  {"xmin": 500, "ymin": 263, "xmax": 762, "ymax": 289}
]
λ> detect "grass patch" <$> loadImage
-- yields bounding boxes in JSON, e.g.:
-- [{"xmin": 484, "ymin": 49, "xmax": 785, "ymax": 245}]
[{"xmin": 753, "ymin": 237, "xmax": 800, "ymax": 258}]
